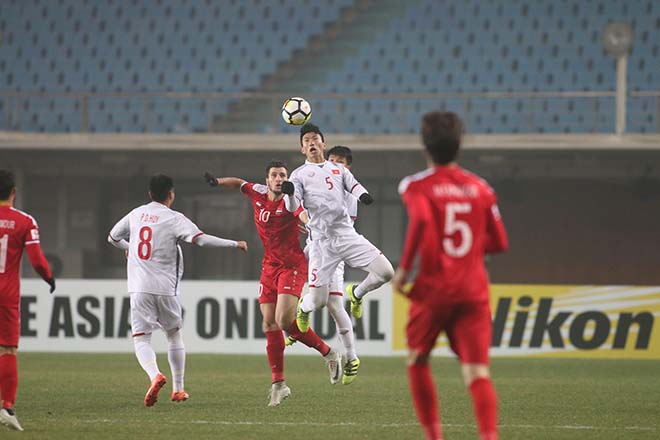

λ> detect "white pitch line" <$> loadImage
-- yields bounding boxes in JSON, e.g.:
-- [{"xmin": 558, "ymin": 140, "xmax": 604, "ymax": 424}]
[{"xmin": 80, "ymin": 419, "xmax": 656, "ymax": 432}]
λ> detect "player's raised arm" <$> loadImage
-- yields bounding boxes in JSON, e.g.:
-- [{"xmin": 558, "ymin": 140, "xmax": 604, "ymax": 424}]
[
  {"xmin": 341, "ymin": 166, "xmax": 373, "ymax": 205},
  {"xmin": 203, "ymin": 171, "xmax": 246, "ymax": 189},
  {"xmin": 282, "ymin": 175, "xmax": 302, "ymax": 213}
]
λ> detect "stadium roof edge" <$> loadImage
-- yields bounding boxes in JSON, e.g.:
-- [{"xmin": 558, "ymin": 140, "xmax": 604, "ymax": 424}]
[{"xmin": 0, "ymin": 132, "xmax": 659, "ymax": 151}]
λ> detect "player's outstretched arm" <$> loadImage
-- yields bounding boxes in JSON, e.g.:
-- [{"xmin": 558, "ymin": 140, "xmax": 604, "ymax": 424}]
[
  {"xmin": 203, "ymin": 172, "xmax": 246, "ymax": 189},
  {"xmin": 193, "ymin": 234, "xmax": 248, "ymax": 252},
  {"xmin": 25, "ymin": 243, "xmax": 55, "ymax": 293}
]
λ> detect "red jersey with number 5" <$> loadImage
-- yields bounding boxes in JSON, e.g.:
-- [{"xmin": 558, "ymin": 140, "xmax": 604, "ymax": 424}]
[
  {"xmin": 241, "ymin": 182, "xmax": 306, "ymax": 269},
  {"xmin": 398, "ymin": 166, "xmax": 508, "ymax": 305},
  {"xmin": 0, "ymin": 206, "xmax": 52, "ymax": 306}
]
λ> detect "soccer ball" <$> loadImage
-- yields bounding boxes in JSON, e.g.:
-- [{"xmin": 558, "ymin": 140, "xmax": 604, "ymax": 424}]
[{"xmin": 281, "ymin": 97, "xmax": 312, "ymax": 125}]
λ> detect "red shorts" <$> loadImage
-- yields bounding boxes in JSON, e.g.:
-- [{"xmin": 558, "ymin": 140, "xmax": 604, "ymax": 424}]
[
  {"xmin": 407, "ymin": 300, "xmax": 492, "ymax": 364},
  {"xmin": 0, "ymin": 304, "xmax": 20, "ymax": 347},
  {"xmin": 258, "ymin": 264, "xmax": 306, "ymax": 304}
]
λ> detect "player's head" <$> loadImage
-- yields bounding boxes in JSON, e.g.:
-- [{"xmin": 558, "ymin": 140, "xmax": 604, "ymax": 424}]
[
  {"xmin": 421, "ymin": 111, "xmax": 464, "ymax": 165},
  {"xmin": 265, "ymin": 160, "xmax": 288, "ymax": 196},
  {"xmin": 0, "ymin": 169, "xmax": 17, "ymax": 202},
  {"xmin": 326, "ymin": 145, "xmax": 353, "ymax": 169},
  {"xmin": 149, "ymin": 174, "xmax": 175, "ymax": 205},
  {"xmin": 300, "ymin": 123, "xmax": 326, "ymax": 163}
]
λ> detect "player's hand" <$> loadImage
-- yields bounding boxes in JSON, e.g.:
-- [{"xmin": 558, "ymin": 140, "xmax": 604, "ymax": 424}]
[
  {"xmin": 392, "ymin": 267, "xmax": 409, "ymax": 296},
  {"xmin": 46, "ymin": 277, "xmax": 56, "ymax": 294},
  {"xmin": 236, "ymin": 241, "xmax": 248, "ymax": 252},
  {"xmin": 203, "ymin": 171, "xmax": 219, "ymax": 187},
  {"xmin": 359, "ymin": 193, "xmax": 374, "ymax": 205},
  {"xmin": 281, "ymin": 181, "xmax": 294, "ymax": 195}
]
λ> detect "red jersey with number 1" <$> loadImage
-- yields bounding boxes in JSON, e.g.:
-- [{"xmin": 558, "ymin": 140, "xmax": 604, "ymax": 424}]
[
  {"xmin": 398, "ymin": 165, "xmax": 508, "ymax": 306},
  {"xmin": 241, "ymin": 182, "xmax": 306, "ymax": 269},
  {"xmin": 0, "ymin": 206, "xmax": 52, "ymax": 306}
]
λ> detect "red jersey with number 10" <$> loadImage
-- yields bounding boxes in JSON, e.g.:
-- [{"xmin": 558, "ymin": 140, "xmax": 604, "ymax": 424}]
[
  {"xmin": 241, "ymin": 182, "xmax": 306, "ymax": 269},
  {"xmin": 398, "ymin": 165, "xmax": 508, "ymax": 305}
]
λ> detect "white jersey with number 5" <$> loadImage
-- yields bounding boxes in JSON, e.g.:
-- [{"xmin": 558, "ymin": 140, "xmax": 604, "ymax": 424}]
[
  {"xmin": 109, "ymin": 201, "xmax": 202, "ymax": 296},
  {"xmin": 289, "ymin": 160, "xmax": 367, "ymax": 240}
]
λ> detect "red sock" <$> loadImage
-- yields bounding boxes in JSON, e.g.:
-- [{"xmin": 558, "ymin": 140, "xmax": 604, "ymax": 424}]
[
  {"xmin": 469, "ymin": 377, "xmax": 498, "ymax": 440},
  {"xmin": 408, "ymin": 363, "xmax": 442, "ymax": 440},
  {"xmin": 286, "ymin": 321, "xmax": 330, "ymax": 356},
  {"xmin": 265, "ymin": 331, "xmax": 285, "ymax": 383},
  {"xmin": 0, "ymin": 353, "xmax": 18, "ymax": 409}
]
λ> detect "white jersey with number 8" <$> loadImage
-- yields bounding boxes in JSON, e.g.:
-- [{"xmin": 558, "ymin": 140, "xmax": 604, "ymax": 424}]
[{"xmin": 109, "ymin": 201, "xmax": 202, "ymax": 296}]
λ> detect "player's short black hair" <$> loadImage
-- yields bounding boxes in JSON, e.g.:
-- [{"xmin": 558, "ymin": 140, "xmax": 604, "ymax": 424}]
[
  {"xmin": 265, "ymin": 160, "xmax": 288, "ymax": 176},
  {"xmin": 149, "ymin": 174, "xmax": 174, "ymax": 203},
  {"xmin": 300, "ymin": 123, "xmax": 324, "ymax": 144},
  {"xmin": 421, "ymin": 111, "xmax": 464, "ymax": 165},
  {"xmin": 326, "ymin": 145, "xmax": 353, "ymax": 165},
  {"xmin": 0, "ymin": 169, "xmax": 16, "ymax": 200}
]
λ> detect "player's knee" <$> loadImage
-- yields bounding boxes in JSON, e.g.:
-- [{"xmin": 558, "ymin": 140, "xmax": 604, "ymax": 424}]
[
  {"xmin": 133, "ymin": 333, "xmax": 151, "ymax": 347},
  {"xmin": 407, "ymin": 349, "xmax": 430, "ymax": 366},
  {"xmin": 274, "ymin": 316, "xmax": 290, "ymax": 331},
  {"xmin": 166, "ymin": 328, "xmax": 184, "ymax": 349},
  {"xmin": 0, "ymin": 345, "xmax": 18, "ymax": 355},
  {"xmin": 461, "ymin": 363, "xmax": 490, "ymax": 386},
  {"xmin": 372, "ymin": 255, "xmax": 394, "ymax": 282},
  {"xmin": 262, "ymin": 318, "xmax": 279, "ymax": 332}
]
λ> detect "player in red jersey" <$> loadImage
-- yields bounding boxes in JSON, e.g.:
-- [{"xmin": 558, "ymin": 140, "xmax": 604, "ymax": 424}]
[
  {"xmin": 0, "ymin": 170, "xmax": 55, "ymax": 432},
  {"xmin": 203, "ymin": 161, "xmax": 342, "ymax": 406},
  {"xmin": 393, "ymin": 112, "xmax": 508, "ymax": 440}
]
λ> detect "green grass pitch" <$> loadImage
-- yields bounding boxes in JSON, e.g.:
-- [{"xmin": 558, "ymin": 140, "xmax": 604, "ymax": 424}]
[{"xmin": 5, "ymin": 354, "xmax": 659, "ymax": 439}]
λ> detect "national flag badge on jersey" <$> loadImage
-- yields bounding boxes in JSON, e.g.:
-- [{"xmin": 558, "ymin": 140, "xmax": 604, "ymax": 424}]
[{"xmin": 332, "ymin": 169, "xmax": 340, "ymax": 175}]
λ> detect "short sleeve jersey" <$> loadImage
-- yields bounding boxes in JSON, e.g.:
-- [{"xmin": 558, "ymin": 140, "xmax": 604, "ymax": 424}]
[
  {"xmin": 109, "ymin": 201, "xmax": 202, "ymax": 296},
  {"xmin": 398, "ymin": 166, "xmax": 508, "ymax": 305},
  {"xmin": 289, "ymin": 160, "xmax": 367, "ymax": 239},
  {"xmin": 241, "ymin": 182, "xmax": 306, "ymax": 269},
  {"xmin": 0, "ymin": 206, "xmax": 41, "ymax": 305}
]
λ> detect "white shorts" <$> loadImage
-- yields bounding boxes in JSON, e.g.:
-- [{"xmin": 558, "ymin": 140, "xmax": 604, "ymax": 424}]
[
  {"xmin": 329, "ymin": 261, "xmax": 345, "ymax": 295},
  {"xmin": 308, "ymin": 229, "xmax": 381, "ymax": 287},
  {"xmin": 130, "ymin": 292, "xmax": 183, "ymax": 336}
]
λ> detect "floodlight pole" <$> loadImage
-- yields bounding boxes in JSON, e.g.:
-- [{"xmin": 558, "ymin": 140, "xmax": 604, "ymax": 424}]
[{"xmin": 615, "ymin": 55, "xmax": 627, "ymax": 136}]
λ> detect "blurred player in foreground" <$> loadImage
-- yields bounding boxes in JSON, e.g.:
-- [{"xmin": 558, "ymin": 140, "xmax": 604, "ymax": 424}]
[
  {"xmin": 204, "ymin": 161, "xmax": 342, "ymax": 406},
  {"xmin": 108, "ymin": 174, "xmax": 247, "ymax": 407},
  {"xmin": 0, "ymin": 170, "xmax": 55, "ymax": 432},
  {"xmin": 393, "ymin": 112, "xmax": 508, "ymax": 440},
  {"xmin": 287, "ymin": 146, "xmax": 361, "ymax": 384}
]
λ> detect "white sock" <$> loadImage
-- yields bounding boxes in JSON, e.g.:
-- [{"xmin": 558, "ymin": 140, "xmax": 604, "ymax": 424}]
[
  {"xmin": 300, "ymin": 285, "xmax": 329, "ymax": 313},
  {"xmin": 133, "ymin": 334, "xmax": 160, "ymax": 380},
  {"xmin": 167, "ymin": 328, "xmax": 186, "ymax": 392},
  {"xmin": 328, "ymin": 295, "xmax": 357, "ymax": 361},
  {"xmin": 354, "ymin": 254, "xmax": 395, "ymax": 299}
]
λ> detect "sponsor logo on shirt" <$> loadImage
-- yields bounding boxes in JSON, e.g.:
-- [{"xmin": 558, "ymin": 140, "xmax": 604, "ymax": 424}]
[
  {"xmin": 31, "ymin": 229, "xmax": 40, "ymax": 240},
  {"xmin": 332, "ymin": 169, "xmax": 340, "ymax": 175}
]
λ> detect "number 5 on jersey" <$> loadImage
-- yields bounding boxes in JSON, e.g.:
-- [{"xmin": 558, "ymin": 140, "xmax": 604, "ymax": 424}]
[
  {"xmin": 138, "ymin": 226, "xmax": 153, "ymax": 260},
  {"xmin": 444, "ymin": 202, "xmax": 473, "ymax": 258}
]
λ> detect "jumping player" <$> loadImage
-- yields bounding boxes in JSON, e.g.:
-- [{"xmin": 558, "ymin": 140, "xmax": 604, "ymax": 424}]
[{"xmin": 203, "ymin": 161, "xmax": 342, "ymax": 407}]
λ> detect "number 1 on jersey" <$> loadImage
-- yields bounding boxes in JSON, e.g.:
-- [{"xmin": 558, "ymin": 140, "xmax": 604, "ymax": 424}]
[
  {"xmin": 138, "ymin": 226, "xmax": 153, "ymax": 260},
  {"xmin": 0, "ymin": 234, "xmax": 8, "ymax": 273}
]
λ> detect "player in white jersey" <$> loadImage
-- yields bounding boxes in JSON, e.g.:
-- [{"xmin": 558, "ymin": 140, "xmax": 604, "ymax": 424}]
[
  {"xmin": 282, "ymin": 124, "xmax": 394, "ymax": 339},
  {"xmin": 108, "ymin": 174, "xmax": 248, "ymax": 407},
  {"xmin": 287, "ymin": 145, "xmax": 362, "ymax": 384}
]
